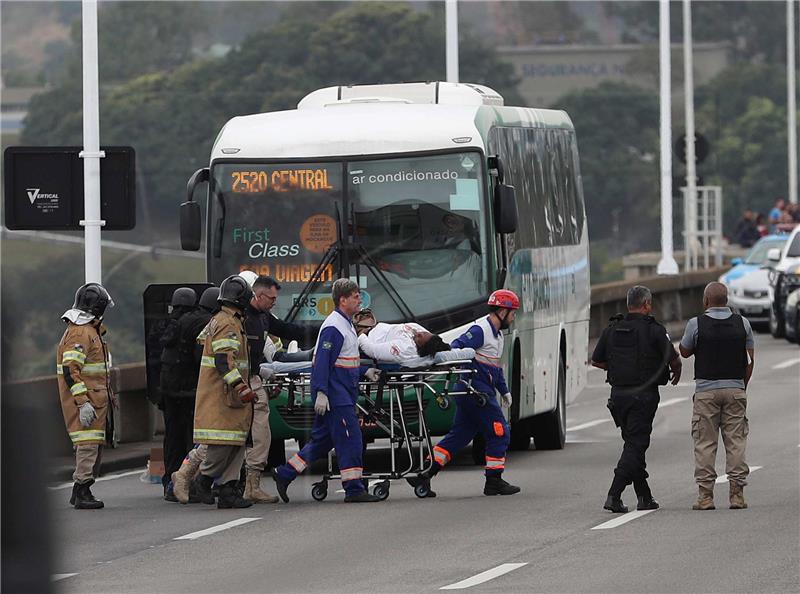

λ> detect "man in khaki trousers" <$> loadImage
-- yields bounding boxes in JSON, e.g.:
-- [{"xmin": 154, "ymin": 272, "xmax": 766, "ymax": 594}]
[{"xmin": 679, "ymin": 282, "xmax": 755, "ymax": 510}]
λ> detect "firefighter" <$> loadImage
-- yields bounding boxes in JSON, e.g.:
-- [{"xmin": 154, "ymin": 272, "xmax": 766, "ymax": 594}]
[
  {"xmin": 412, "ymin": 290, "xmax": 522, "ymax": 497},
  {"xmin": 170, "ymin": 286, "xmax": 221, "ymax": 504},
  {"xmin": 272, "ymin": 278, "xmax": 382, "ymax": 503},
  {"xmin": 239, "ymin": 273, "xmax": 305, "ymax": 503},
  {"xmin": 190, "ymin": 275, "xmax": 256, "ymax": 509},
  {"xmin": 57, "ymin": 283, "xmax": 115, "ymax": 509}
]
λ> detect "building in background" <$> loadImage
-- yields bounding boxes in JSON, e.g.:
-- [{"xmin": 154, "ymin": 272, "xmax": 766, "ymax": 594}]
[{"xmin": 499, "ymin": 42, "xmax": 730, "ymax": 108}]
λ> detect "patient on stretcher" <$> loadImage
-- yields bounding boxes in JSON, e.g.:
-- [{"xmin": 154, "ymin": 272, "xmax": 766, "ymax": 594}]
[
  {"xmin": 259, "ymin": 309, "xmax": 474, "ymax": 380},
  {"xmin": 353, "ymin": 309, "xmax": 474, "ymax": 369}
]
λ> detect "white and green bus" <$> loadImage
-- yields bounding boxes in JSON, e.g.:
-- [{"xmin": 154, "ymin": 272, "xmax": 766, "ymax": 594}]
[{"xmin": 180, "ymin": 81, "xmax": 589, "ymax": 454}]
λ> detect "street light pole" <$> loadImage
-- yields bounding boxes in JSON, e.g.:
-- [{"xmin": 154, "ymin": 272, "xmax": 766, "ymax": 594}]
[
  {"xmin": 446, "ymin": 0, "xmax": 459, "ymax": 83},
  {"xmin": 788, "ymin": 0, "xmax": 798, "ymax": 204},
  {"xmin": 657, "ymin": 0, "xmax": 679, "ymax": 275},
  {"xmin": 81, "ymin": 0, "xmax": 105, "ymax": 284}
]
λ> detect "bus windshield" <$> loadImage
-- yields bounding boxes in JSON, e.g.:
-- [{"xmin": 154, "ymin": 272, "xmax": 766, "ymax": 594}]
[{"xmin": 209, "ymin": 152, "xmax": 489, "ymax": 323}]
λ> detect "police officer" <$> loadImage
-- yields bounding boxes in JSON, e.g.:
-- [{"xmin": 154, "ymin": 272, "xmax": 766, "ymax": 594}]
[
  {"xmin": 272, "ymin": 278, "xmax": 381, "ymax": 503},
  {"xmin": 412, "ymin": 290, "xmax": 521, "ymax": 497},
  {"xmin": 159, "ymin": 287, "xmax": 198, "ymax": 501},
  {"xmin": 191, "ymin": 276, "xmax": 256, "ymax": 509},
  {"xmin": 591, "ymin": 285, "xmax": 682, "ymax": 513},
  {"xmin": 170, "ymin": 286, "xmax": 220, "ymax": 504},
  {"xmin": 679, "ymin": 282, "xmax": 754, "ymax": 511},
  {"xmin": 57, "ymin": 283, "xmax": 115, "ymax": 509},
  {"xmin": 239, "ymin": 273, "xmax": 305, "ymax": 503}
]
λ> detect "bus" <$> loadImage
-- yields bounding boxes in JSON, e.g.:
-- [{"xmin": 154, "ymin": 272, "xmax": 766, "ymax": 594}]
[{"xmin": 180, "ymin": 81, "xmax": 589, "ymax": 458}]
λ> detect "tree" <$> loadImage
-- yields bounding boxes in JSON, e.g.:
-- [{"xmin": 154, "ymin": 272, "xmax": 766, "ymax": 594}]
[
  {"xmin": 554, "ymin": 82, "xmax": 661, "ymax": 253},
  {"xmin": 605, "ymin": 1, "xmax": 789, "ymax": 63},
  {"xmin": 22, "ymin": 2, "xmax": 522, "ymax": 242}
]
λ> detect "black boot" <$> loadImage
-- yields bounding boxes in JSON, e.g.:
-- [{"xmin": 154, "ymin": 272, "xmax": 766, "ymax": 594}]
[
  {"xmin": 344, "ymin": 490, "xmax": 381, "ymax": 503},
  {"xmin": 163, "ymin": 483, "xmax": 178, "ymax": 503},
  {"xmin": 633, "ymin": 479, "xmax": 659, "ymax": 510},
  {"xmin": 483, "ymin": 475, "xmax": 521, "ymax": 496},
  {"xmin": 603, "ymin": 495, "xmax": 628, "ymax": 513},
  {"xmin": 217, "ymin": 481, "xmax": 253, "ymax": 509},
  {"xmin": 271, "ymin": 468, "xmax": 291, "ymax": 503},
  {"xmin": 192, "ymin": 474, "xmax": 216, "ymax": 505},
  {"xmin": 74, "ymin": 480, "xmax": 104, "ymax": 510},
  {"xmin": 69, "ymin": 483, "xmax": 79, "ymax": 506}
]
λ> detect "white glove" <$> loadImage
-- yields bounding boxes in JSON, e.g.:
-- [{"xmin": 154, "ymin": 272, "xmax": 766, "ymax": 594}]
[
  {"xmin": 364, "ymin": 368, "xmax": 381, "ymax": 382},
  {"xmin": 259, "ymin": 364, "xmax": 275, "ymax": 381},
  {"xmin": 79, "ymin": 401, "xmax": 97, "ymax": 428},
  {"xmin": 314, "ymin": 391, "xmax": 330, "ymax": 416},
  {"xmin": 501, "ymin": 392, "xmax": 512, "ymax": 408},
  {"xmin": 262, "ymin": 338, "xmax": 277, "ymax": 363}
]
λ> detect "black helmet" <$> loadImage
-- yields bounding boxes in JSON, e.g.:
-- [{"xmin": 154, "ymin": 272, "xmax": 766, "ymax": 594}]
[
  {"xmin": 218, "ymin": 275, "xmax": 253, "ymax": 311},
  {"xmin": 170, "ymin": 287, "xmax": 197, "ymax": 308},
  {"xmin": 73, "ymin": 283, "xmax": 114, "ymax": 318},
  {"xmin": 199, "ymin": 287, "xmax": 220, "ymax": 312}
]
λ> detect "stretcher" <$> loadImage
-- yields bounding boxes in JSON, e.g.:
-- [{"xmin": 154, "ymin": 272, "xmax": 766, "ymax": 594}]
[{"xmin": 259, "ymin": 355, "xmax": 482, "ymax": 500}]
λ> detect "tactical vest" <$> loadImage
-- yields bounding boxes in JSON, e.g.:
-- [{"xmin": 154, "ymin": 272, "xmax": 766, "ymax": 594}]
[
  {"xmin": 606, "ymin": 315, "xmax": 669, "ymax": 388},
  {"xmin": 694, "ymin": 313, "xmax": 747, "ymax": 380}
]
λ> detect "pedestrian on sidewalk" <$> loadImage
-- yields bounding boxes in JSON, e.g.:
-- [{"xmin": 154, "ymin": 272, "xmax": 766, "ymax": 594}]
[
  {"xmin": 239, "ymin": 272, "xmax": 305, "ymax": 503},
  {"xmin": 679, "ymin": 282, "xmax": 754, "ymax": 511},
  {"xmin": 272, "ymin": 278, "xmax": 382, "ymax": 503},
  {"xmin": 591, "ymin": 285, "xmax": 682, "ymax": 513},
  {"xmin": 191, "ymin": 275, "xmax": 256, "ymax": 509},
  {"xmin": 57, "ymin": 283, "xmax": 115, "ymax": 510}
]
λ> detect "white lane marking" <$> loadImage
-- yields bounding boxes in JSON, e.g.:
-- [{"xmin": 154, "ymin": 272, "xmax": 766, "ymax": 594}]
[
  {"xmin": 52, "ymin": 573, "xmax": 78, "ymax": 581},
  {"xmin": 49, "ymin": 468, "xmax": 145, "ymax": 490},
  {"xmin": 591, "ymin": 509, "xmax": 658, "ymax": 530},
  {"xmin": 658, "ymin": 396, "xmax": 689, "ymax": 408},
  {"xmin": 440, "ymin": 563, "xmax": 528, "ymax": 590},
  {"xmin": 567, "ymin": 418, "xmax": 610, "ymax": 432},
  {"xmin": 771, "ymin": 357, "xmax": 800, "ymax": 370},
  {"xmin": 715, "ymin": 465, "xmax": 763, "ymax": 484},
  {"xmin": 174, "ymin": 517, "xmax": 261, "ymax": 540}
]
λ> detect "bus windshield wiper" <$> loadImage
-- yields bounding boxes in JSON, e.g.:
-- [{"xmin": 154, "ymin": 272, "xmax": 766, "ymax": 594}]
[{"xmin": 285, "ymin": 205, "xmax": 345, "ymax": 323}]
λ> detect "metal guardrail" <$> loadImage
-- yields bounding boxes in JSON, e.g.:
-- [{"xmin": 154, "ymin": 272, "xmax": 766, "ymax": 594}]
[{"xmin": 8, "ymin": 268, "xmax": 726, "ymax": 456}]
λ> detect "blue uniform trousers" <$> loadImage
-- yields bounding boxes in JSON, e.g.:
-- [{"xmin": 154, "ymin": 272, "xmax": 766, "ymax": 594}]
[
  {"xmin": 277, "ymin": 405, "xmax": 365, "ymax": 496},
  {"xmin": 434, "ymin": 395, "xmax": 510, "ymax": 476}
]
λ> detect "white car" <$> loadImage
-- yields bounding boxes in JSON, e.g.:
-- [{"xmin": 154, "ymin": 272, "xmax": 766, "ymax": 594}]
[
  {"xmin": 766, "ymin": 225, "xmax": 800, "ymax": 338},
  {"xmin": 719, "ymin": 235, "xmax": 788, "ymax": 326}
]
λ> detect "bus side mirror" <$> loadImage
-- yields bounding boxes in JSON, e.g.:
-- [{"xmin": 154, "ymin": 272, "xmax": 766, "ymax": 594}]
[
  {"xmin": 180, "ymin": 201, "xmax": 202, "ymax": 251},
  {"xmin": 494, "ymin": 183, "xmax": 518, "ymax": 234},
  {"xmin": 181, "ymin": 167, "xmax": 209, "ymax": 251}
]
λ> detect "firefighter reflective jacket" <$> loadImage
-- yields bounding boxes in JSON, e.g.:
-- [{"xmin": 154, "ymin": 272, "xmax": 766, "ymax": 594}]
[
  {"xmin": 193, "ymin": 306, "xmax": 253, "ymax": 446},
  {"xmin": 57, "ymin": 321, "xmax": 112, "ymax": 445}
]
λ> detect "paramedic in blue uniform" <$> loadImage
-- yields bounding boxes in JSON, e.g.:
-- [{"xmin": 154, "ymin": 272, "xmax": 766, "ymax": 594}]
[
  {"xmin": 415, "ymin": 290, "xmax": 522, "ymax": 497},
  {"xmin": 272, "ymin": 278, "xmax": 381, "ymax": 503}
]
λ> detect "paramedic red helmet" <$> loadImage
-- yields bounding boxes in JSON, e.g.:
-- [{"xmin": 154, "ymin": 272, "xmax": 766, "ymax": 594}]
[{"xmin": 487, "ymin": 289, "xmax": 519, "ymax": 310}]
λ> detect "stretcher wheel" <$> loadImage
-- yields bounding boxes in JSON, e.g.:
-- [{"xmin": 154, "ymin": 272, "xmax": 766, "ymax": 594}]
[
  {"xmin": 413, "ymin": 482, "xmax": 431, "ymax": 499},
  {"xmin": 311, "ymin": 482, "xmax": 328, "ymax": 501},
  {"xmin": 437, "ymin": 396, "xmax": 451, "ymax": 411},
  {"xmin": 476, "ymin": 394, "xmax": 487, "ymax": 407},
  {"xmin": 372, "ymin": 481, "xmax": 390, "ymax": 501}
]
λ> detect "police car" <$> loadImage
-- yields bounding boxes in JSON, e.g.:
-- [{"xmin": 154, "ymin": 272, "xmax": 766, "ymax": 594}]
[
  {"xmin": 719, "ymin": 235, "xmax": 788, "ymax": 328},
  {"xmin": 765, "ymin": 225, "xmax": 800, "ymax": 338}
]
